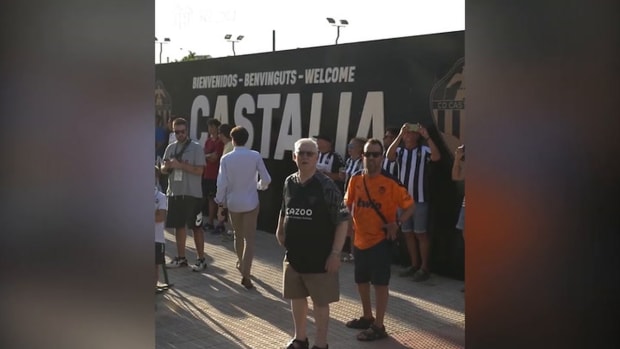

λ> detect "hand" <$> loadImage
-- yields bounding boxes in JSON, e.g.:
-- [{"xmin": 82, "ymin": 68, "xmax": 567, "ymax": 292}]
[
  {"xmin": 455, "ymin": 145, "xmax": 464, "ymax": 161},
  {"xmin": 325, "ymin": 253, "xmax": 341, "ymax": 273},
  {"xmin": 399, "ymin": 123, "xmax": 409, "ymax": 136},
  {"xmin": 418, "ymin": 125, "xmax": 430, "ymax": 139},
  {"xmin": 384, "ymin": 222, "xmax": 400, "ymax": 240},
  {"xmin": 168, "ymin": 158, "xmax": 182, "ymax": 169}
]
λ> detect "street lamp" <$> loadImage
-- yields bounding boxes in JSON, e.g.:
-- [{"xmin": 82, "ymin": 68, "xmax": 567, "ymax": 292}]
[
  {"xmin": 155, "ymin": 37, "xmax": 171, "ymax": 63},
  {"xmin": 224, "ymin": 34, "xmax": 244, "ymax": 56},
  {"xmin": 326, "ymin": 18, "xmax": 349, "ymax": 44}
]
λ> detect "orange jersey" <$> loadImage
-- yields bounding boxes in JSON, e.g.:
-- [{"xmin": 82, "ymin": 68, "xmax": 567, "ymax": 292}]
[{"xmin": 345, "ymin": 171, "xmax": 414, "ymax": 250}]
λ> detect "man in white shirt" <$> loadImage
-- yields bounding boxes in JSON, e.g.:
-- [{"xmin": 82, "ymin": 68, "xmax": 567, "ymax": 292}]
[{"xmin": 215, "ymin": 126, "xmax": 272, "ymax": 289}]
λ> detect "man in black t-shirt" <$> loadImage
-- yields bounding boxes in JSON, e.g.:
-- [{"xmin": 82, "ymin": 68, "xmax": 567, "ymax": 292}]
[{"xmin": 276, "ymin": 138, "xmax": 350, "ymax": 349}]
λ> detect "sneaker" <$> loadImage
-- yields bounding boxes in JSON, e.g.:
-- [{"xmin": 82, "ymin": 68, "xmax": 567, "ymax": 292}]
[
  {"xmin": 398, "ymin": 266, "xmax": 419, "ymax": 277},
  {"xmin": 190, "ymin": 258, "xmax": 207, "ymax": 272},
  {"xmin": 347, "ymin": 253, "xmax": 354, "ymax": 262},
  {"xmin": 167, "ymin": 256, "xmax": 188, "ymax": 268},
  {"xmin": 412, "ymin": 269, "xmax": 430, "ymax": 282}
]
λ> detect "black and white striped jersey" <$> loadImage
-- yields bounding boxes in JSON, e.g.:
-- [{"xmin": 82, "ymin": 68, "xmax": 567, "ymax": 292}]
[{"xmin": 394, "ymin": 146, "xmax": 432, "ymax": 203}]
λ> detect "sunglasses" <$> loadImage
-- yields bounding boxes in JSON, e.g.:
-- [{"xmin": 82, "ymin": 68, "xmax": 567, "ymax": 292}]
[
  {"xmin": 363, "ymin": 151, "xmax": 382, "ymax": 158},
  {"xmin": 296, "ymin": 151, "xmax": 316, "ymax": 157},
  {"xmin": 174, "ymin": 129, "xmax": 186, "ymax": 134}
]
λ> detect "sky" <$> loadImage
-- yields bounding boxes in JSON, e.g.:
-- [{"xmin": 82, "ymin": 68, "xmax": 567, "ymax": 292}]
[{"xmin": 155, "ymin": 0, "xmax": 465, "ymax": 62}]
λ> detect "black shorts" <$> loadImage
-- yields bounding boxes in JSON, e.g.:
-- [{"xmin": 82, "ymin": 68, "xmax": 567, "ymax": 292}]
[
  {"xmin": 155, "ymin": 242, "xmax": 165, "ymax": 265},
  {"xmin": 353, "ymin": 239, "xmax": 392, "ymax": 286},
  {"xmin": 165, "ymin": 196, "xmax": 203, "ymax": 229},
  {"xmin": 202, "ymin": 179, "xmax": 217, "ymax": 198}
]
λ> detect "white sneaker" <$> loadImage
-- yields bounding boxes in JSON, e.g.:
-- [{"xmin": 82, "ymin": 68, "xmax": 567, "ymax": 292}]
[{"xmin": 190, "ymin": 258, "xmax": 207, "ymax": 272}]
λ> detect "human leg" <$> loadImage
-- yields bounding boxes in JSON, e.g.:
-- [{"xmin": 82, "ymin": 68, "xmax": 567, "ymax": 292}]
[
  {"xmin": 239, "ymin": 206, "xmax": 259, "ymax": 279},
  {"xmin": 192, "ymin": 228, "xmax": 205, "ymax": 259},
  {"xmin": 417, "ymin": 232, "xmax": 430, "ymax": 272},
  {"xmin": 347, "ymin": 246, "xmax": 375, "ymax": 328},
  {"xmin": 412, "ymin": 202, "xmax": 431, "ymax": 281},
  {"xmin": 369, "ymin": 240, "xmax": 392, "ymax": 327},
  {"xmin": 313, "ymin": 304, "xmax": 329, "ymax": 348},
  {"xmin": 174, "ymin": 227, "xmax": 187, "ymax": 258},
  {"xmin": 166, "ymin": 197, "xmax": 188, "ymax": 265},
  {"xmin": 402, "ymin": 209, "xmax": 420, "ymax": 269},
  {"xmin": 292, "ymin": 298, "xmax": 309, "ymax": 343},
  {"xmin": 283, "ymin": 262, "xmax": 310, "ymax": 348},
  {"xmin": 303, "ymin": 271, "xmax": 339, "ymax": 348},
  {"xmin": 229, "ymin": 211, "xmax": 245, "ymax": 272}
]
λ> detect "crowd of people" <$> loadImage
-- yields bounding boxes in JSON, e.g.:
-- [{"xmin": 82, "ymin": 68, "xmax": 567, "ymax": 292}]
[{"xmin": 154, "ymin": 115, "xmax": 464, "ymax": 348}]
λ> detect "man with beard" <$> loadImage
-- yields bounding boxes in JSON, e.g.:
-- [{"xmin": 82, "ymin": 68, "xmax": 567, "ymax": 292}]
[
  {"xmin": 161, "ymin": 118, "xmax": 208, "ymax": 271},
  {"xmin": 344, "ymin": 139, "xmax": 415, "ymax": 342}
]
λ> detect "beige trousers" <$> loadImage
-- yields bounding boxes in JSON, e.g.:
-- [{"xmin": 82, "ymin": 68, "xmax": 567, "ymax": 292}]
[{"xmin": 228, "ymin": 205, "xmax": 259, "ymax": 278}]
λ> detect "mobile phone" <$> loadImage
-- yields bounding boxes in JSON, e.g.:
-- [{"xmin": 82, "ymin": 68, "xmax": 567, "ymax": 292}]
[{"xmin": 407, "ymin": 123, "xmax": 420, "ymax": 132}]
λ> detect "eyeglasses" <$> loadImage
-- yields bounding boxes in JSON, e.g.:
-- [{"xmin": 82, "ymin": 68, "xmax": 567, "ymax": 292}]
[
  {"xmin": 363, "ymin": 151, "xmax": 383, "ymax": 158},
  {"xmin": 174, "ymin": 129, "xmax": 186, "ymax": 134},
  {"xmin": 296, "ymin": 151, "xmax": 316, "ymax": 157}
]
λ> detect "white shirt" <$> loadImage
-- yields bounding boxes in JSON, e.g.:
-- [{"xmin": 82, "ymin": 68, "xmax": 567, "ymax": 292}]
[
  {"xmin": 155, "ymin": 187, "xmax": 167, "ymax": 243},
  {"xmin": 215, "ymin": 146, "xmax": 272, "ymax": 213}
]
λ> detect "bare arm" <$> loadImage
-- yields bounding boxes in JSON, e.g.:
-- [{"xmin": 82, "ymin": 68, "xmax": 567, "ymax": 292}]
[
  {"xmin": 452, "ymin": 146, "xmax": 465, "ymax": 181},
  {"xmin": 325, "ymin": 220, "xmax": 348, "ymax": 273},
  {"xmin": 155, "ymin": 209, "xmax": 167, "ymax": 223},
  {"xmin": 418, "ymin": 126, "xmax": 441, "ymax": 162},
  {"xmin": 275, "ymin": 213, "xmax": 285, "ymax": 246},
  {"xmin": 386, "ymin": 123, "xmax": 408, "ymax": 161},
  {"xmin": 162, "ymin": 156, "xmax": 203, "ymax": 176}
]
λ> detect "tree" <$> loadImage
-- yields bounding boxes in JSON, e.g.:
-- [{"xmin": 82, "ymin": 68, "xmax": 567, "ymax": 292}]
[{"xmin": 179, "ymin": 51, "xmax": 211, "ymax": 62}]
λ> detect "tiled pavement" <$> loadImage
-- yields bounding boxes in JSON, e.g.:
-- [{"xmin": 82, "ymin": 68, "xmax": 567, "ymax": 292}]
[{"xmin": 156, "ymin": 230, "xmax": 465, "ymax": 349}]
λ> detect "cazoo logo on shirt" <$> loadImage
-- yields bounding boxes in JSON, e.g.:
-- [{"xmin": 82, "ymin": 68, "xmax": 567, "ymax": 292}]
[{"xmin": 286, "ymin": 207, "xmax": 313, "ymax": 220}]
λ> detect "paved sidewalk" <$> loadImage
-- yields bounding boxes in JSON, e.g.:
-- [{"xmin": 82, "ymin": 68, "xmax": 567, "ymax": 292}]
[{"xmin": 156, "ymin": 230, "xmax": 465, "ymax": 349}]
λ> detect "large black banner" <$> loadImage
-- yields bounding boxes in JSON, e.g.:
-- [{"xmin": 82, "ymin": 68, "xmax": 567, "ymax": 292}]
[{"xmin": 156, "ymin": 31, "xmax": 465, "ymax": 278}]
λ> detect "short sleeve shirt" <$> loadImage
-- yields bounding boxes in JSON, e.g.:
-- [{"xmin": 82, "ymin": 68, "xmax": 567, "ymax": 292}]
[
  {"xmin": 344, "ymin": 170, "xmax": 414, "ymax": 250},
  {"xmin": 163, "ymin": 140, "xmax": 206, "ymax": 197},
  {"xmin": 281, "ymin": 172, "xmax": 350, "ymax": 273}
]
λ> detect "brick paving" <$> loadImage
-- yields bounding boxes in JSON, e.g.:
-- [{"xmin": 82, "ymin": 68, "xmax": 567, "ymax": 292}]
[{"xmin": 156, "ymin": 230, "xmax": 465, "ymax": 349}]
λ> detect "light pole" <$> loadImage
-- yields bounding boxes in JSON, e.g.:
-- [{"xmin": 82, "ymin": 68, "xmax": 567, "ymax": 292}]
[
  {"xmin": 326, "ymin": 18, "xmax": 349, "ymax": 45},
  {"xmin": 155, "ymin": 37, "xmax": 171, "ymax": 63},
  {"xmin": 224, "ymin": 34, "xmax": 244, "ymax": 56}
]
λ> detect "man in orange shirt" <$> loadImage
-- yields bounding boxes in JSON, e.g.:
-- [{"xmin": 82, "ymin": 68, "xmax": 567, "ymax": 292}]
[{"xmin": 344, "ymin": 138, "xmax": 415, "ymax": 342}]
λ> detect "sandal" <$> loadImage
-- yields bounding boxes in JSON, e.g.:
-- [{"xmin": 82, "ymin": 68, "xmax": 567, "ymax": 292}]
[
  {"xmin": 357, "ymin": 324, "xmax": 388, "ymax": 341},
  {"xmin": 285, "ymin": 338, "xmax": 309, "ymax": 349},
  {"xmin": 345, "ymin": 316, "xmax": 375, "ymax": 329}
]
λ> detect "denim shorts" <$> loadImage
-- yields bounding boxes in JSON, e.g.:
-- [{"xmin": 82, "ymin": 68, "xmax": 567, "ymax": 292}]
[{"xmin": 400, "ymin": 202, "xmax": 429, "ymax": 233}]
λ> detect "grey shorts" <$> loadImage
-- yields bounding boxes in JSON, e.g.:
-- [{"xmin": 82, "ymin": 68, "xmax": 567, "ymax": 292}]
[
  {"xmin": 400, "ymin": 201, "xmax": 429, "ymax": 233},
  {"xmin": 282, "ymin": 261, "xmax": 339, "ymax": 306}
]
